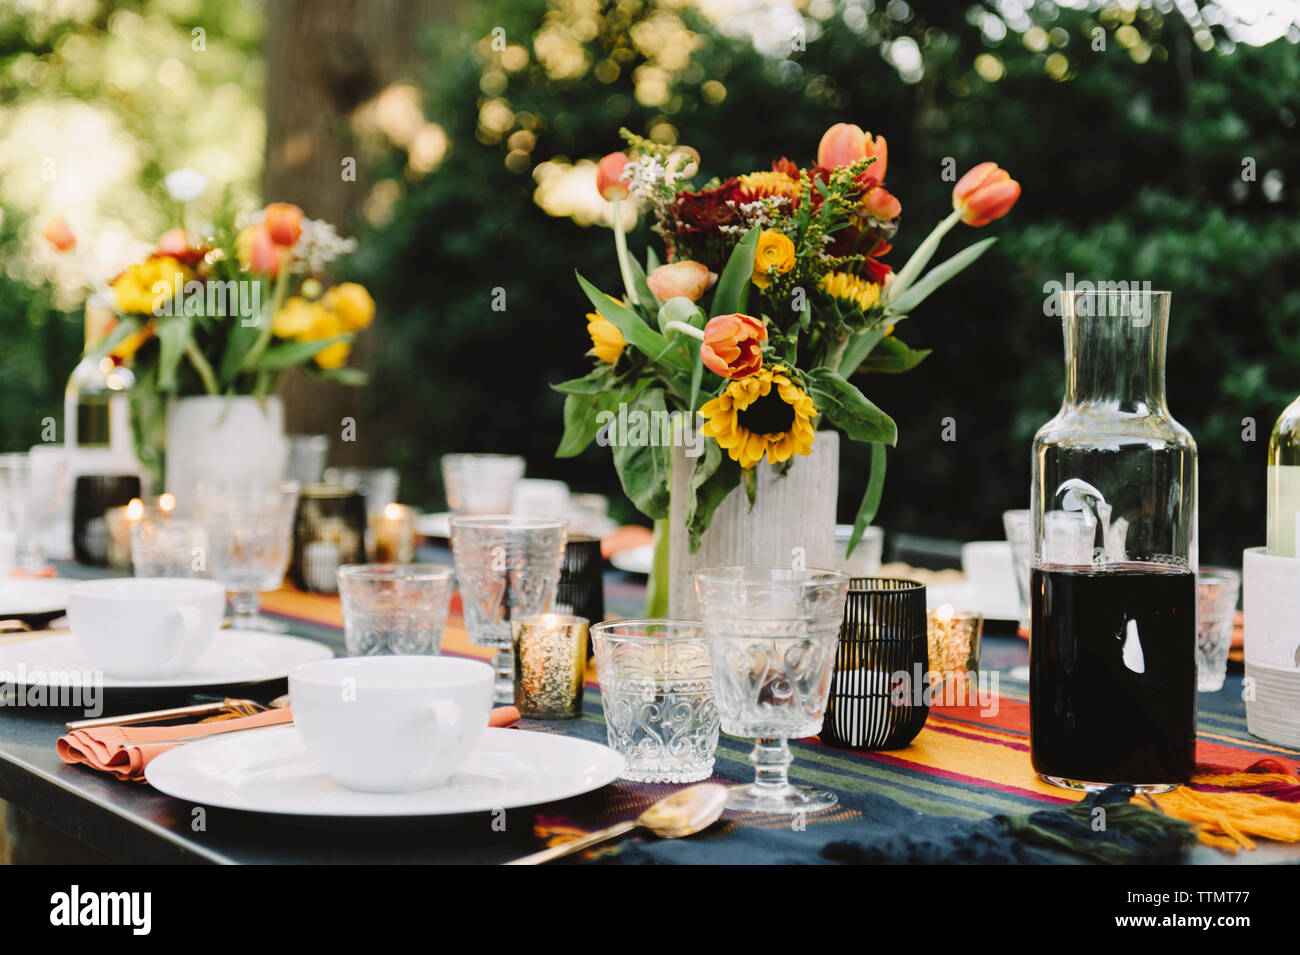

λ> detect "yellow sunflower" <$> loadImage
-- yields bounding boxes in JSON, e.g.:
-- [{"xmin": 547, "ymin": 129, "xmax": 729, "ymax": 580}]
[
  {"xmin": 698, "ymin": 364, "xmax": 817, "ymax": 469},
  {"xmin": 736, "ymin": 170, "xmax": 802, "ymax": 200},
  {"xmin": 586, "ymin": 311, "xmax": 625, "ymax": 364},
  {"xmin": 819, "ymin": 271, "xmax": 880, "ymax": 311}
]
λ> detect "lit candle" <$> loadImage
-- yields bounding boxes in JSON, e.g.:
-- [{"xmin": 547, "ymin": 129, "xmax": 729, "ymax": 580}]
[
  {"xmin": 511, "ymin": 613, "xmax": 588, "ymax": 719},
  {"xmin": 926, "ymin": 603, "xmax": 983, "ymax": 678},
  {"xmin": 369, "ymin": 502, "xmax": 416, "ymax": 562}
]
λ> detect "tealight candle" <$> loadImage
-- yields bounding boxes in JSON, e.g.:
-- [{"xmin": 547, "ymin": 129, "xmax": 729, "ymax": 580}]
[
  {"xmin": 926, "ymin": 603, "xmax": 983, "ymax": 678},
  {"xmin": 510, "ymin": 613, "xmax": 588, "ymax": 719},
  {"xmin": 369, "ymin": 502, "xmax": 417, "ymax": 563}
]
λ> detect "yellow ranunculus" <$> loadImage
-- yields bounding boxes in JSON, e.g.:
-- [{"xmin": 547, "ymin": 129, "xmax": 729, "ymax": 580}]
[
  {"xmin": 586, "ymin": 311, "xmax": 625, "ymax": 364},
  {"xmin": 751, "ymin": 229, "xmax": 796, "ymax": 290},
  {"xmin": 313, "ymin": 339, "xmax": 351, "ymax": 369},
  {"xmin": 111, "ymin": 256, "xmax": 191, "ymax": 315},
  {"xmin": 271, "ymin": 297, "xmax": 325, "ymax": 338},
  {"xmin": 321, "ymin": 282, "xmax": 375, "ymax": 332}
]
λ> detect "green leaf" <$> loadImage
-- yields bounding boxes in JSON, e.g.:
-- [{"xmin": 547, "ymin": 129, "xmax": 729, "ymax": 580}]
[
  {"xmin": 576, "ymin": 272, "xmax": 686, "ymax": 372},
  {"xmin": 610, "ymin": 388, "xmax": 673, "ymax": 519},
  {"xmin": 887, "ymin": 237, "xmax": 997, "ymax": 315},
  {"xmin": 555, "ymin": 388, "xmax": 620, "ymax": 458},
  {"xmin": 837, "ymin": 327, "xmax": 886, "ymax": 378},
  {"xmin": 741, "ymin": 464, "xmax": 757, "ymax": 507},
  {"xmin": 552, "ymin": 366, "xmax": 613, "ymax": 395},
  {"xmin": 855, "ymin": 336, "xmax": 932, "ymax": 375},
  {"xmin": 219, "ymin": 318, "xmax": 262, "ymax": 387},
  {"xmin": 806, "ymin": 367, "xmax": 898, "ymax": 446},
  {"xmin": 313, "ymin": 365, "xmax": 369, "ymax": 386},
  {"xmin": 85, "ymin": 317, "xmax": 142, "ymax": 361},
  {"xmin": 626, "ymin": 255, "xmax": 658, "ymax": 318},
  {"xmin": 646, "ymin": 246, "xmax": 660, "ymax": 273},
  {"xmin": 847, "ymin": 442, "xmax": 886, "ymax": 557},
  {"xmin": 709, "ymin": 225, "xmax": 759, "ymax": 317},
  {"xmin": 155, "ymin": 316, "xmax": 190, "ymax": 391},
  {"xmin": 685, "ymin": 440, "xmax": 741, "ymax": 552},
  {"xmin": 254, "ymin": 334, "xmax": 352, "ymax": 371}
]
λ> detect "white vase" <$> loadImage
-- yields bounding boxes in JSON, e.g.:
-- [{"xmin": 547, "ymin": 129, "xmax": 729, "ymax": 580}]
[
  {"xmin": 667, "ymin": 431, "xmax": 839, "ymax": 618},
  {"xmin": 164, "ymin": 396, "xmax": 288, "ymax": 515}
]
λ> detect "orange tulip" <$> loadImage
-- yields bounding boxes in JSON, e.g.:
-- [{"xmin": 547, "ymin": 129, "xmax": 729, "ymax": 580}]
[
  {"xmin": 952, "ymin": 162, "xmax": 1021, "ymax": 227},
  {"xmin": 596, "ymin": 152, "xmax": 630, "ymax": 201},
  {"xmin": 647, "ymin": 260, "xmax": 717, "ymax": 303},
  {"xmin": 262, "ymin": 202, "xmax": 304, "ymax": 247},
  {"xmin": 700, "ymin": 313, "xmax": 766, "ymax": 380},
  {"xmin": 247, "ymin": 225, "xmax": 285, "ymax": 276},
  {"xmin": 860, "ymin": 185, "xmax": 901, "ymax": 222},
  {"xmin": 42, "ymin": 217, "xmax": 76, "ymax": 251},
  {"xmin": 817, "ymin": 123, "xmax": 887, "ymax": 179}
]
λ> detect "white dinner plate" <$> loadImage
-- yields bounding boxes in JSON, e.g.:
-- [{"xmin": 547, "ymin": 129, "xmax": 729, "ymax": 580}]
[
  {"xmin": 0, "ymin": 630, "xmax": 332, "ymax": 690},
  {"xmin": 0, "ymin": 578, "xmax": 73, "ymax": 617},
  {"xmin": 415, "ymin": 511, "xmax": 452, "ymax": 539},
  {"xmin": 610, "ymin": 544, "xmax": 654, "ymax": 575},
  {"xmin": 145, "ymin": 726, "xmax": 626, "ymax": 818}
]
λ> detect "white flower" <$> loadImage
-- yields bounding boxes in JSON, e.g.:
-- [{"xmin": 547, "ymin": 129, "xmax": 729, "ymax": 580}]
[
  {"xmin": 163, "ymin": 168, "xmax": 209, "ymax": 203},
  {"xmin": 291, "ymin": 218, "xmax": 358, "ymax": 274}
]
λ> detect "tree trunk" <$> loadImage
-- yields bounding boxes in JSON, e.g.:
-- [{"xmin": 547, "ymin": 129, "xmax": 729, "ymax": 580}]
[{"xmin": 262, "ymin": 0, "xmax": 452, "ymax": 466}]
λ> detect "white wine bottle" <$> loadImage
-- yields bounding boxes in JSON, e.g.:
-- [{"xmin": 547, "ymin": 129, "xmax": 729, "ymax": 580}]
[{"xmin": 1266, "ymin": 394, "xmax": 1300, "ymax": 557}]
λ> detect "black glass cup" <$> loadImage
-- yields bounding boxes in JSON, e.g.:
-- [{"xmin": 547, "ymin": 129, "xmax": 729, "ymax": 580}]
[
  {"xmin": 72, "ymin": 474, "xmax": 142, "ymax": 567},
  {"xmin": 555, "ymin": 534, "xmax": 604, "ymax": 655},
  {"xmin": 288, "ymin": 484, "xmax": 368, "ymax": 593},
  {"xmin": 821, "ymin": 577, "xmax": 929, "ymax": 751}
]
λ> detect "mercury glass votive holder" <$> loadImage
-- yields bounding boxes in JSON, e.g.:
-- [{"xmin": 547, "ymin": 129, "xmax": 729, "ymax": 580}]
[
  {"xmin": 511, "ymin": 614, "xmax": 588, "ymax": 719},
  {"xmin": 926, "ymin": 604, "xmax": 983, "ymax": 677},
  {"xmin": 368, "ymin": 503, "xmax": 417, "ymax": 563}
]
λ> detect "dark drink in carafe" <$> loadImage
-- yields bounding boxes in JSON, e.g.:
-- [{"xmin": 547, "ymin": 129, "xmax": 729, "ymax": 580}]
[{"xmin": 1030, "ymin": 563, "xmax": 1196, "ymax": 785}]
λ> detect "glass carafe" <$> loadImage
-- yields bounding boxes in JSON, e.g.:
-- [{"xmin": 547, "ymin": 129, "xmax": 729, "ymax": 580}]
[{"xmin": 1030, "ymin": 290, "xmax": 1197, "ymax": 793}]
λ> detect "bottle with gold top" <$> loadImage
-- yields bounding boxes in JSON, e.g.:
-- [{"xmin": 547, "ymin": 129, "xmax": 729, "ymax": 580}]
[{"xmin": 1266, "ymin": 394, "xmax": 1300, "ymax": 557}]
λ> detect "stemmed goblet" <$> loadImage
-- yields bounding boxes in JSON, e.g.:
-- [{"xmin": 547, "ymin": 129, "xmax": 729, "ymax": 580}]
[
  {"xmin": 197, "ymin": 480, "xmax": 299, "ymax": 631},
  {"xmin": 695, "ymin": 566, "xmax": 849, "ymax": 814}
]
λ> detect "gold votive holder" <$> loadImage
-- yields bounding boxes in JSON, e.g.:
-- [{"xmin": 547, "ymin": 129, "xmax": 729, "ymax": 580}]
[
  {"xmin": 511, "ymin": 613, "xmax": 588, "ymax": 719},
  {"xmin": 926, "ymin": 604, "xmax": 983, "ymax": 678},
  {"xmin": 369, "ymin": 502, "xmax": 417, "ymax": 563},
  {"xmin": 104, "ymin": 503, "xmax": 136, "ymax": 570}
]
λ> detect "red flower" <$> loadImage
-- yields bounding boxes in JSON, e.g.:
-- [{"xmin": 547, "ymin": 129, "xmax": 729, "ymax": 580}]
[{"xmin": 701, "ymin": 313, "xmax": 766, "ymax": 380}]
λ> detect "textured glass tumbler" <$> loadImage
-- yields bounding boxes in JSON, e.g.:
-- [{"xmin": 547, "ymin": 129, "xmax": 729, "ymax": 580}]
[
  {"xmin": 441, "ymin": 454, "xmax": 525, "ymax": 515},
  {"xmin": 450, "ymin": 515, "xmax": 566, "ymax": 703},
  {"xmin": 591, "ymin": 619, "xmax": 719, "ymax": 783},
  {"xmin": 197, "ymin": 481, "xmax": 299, "ymax": 632},
  {"xmin": 338, "ymin": 564, "xmax": 453, "ymax": 656},
  {"xmin": 695, "ymin": 566, "xmax": 849, "ymax": 814},
  {"xmin": 1196, "ymin": 567, "xmax": 1240, "ymax": 692},
  {"xmin": 130, "ymin": 515, "xmax": 209, "ymax": 578}
]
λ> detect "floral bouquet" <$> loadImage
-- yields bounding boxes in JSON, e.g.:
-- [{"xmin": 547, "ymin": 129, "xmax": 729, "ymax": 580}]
[
  {"xmin": 45, "ymin": 198, "xmax": 374, "ymax": 399},
  {"xmin": 555, "ymin": 123, "xmax": 1020, "ymax": 555}
]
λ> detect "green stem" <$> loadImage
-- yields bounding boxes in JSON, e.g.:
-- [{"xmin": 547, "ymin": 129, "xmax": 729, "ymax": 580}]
[
  {"xmin": 645, "ymin": 515, "xmax": 671, "ymax": 617},
  {"xmin": 241, "ymin": 266, "xmax": 291, "ymax": 373},
  {"xmin": 184, "ymin": 339, "xmax": 219, "ymax": 395},
  {"xmin": 664, "ymin": 320, "xmax": 704, "ymax": 340},
  {"xmin": 886, "ymin": 209, "xmax": 961, "ymax": 304},
  {"xmin": 611, "ymin": 196, "xmax": 640, "ymax": 308}
]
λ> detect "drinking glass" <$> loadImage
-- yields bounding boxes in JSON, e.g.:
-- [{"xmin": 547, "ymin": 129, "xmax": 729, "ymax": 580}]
[
  {"xmin": 590, "ymin": 619, "xmax": 719, "ymax": 782},
  {"xmin": 0, "ymin": 454, "xmax": 32, "ymax": 573},
  {"xmin": 323, "ymin": 466, "xmax": 400, "ymax": 517},
  {"xmin": 130, "ymin": 511, "xmax": 209, "ymax": 577},
  {"xmin": 1196, "ymin": 567, "xmax": 1240, "ymax": 692},
  {"xmin": 694, "ymin": 566, "xmax": 850, "ymax": 814},
  {"xmin": 197, "ymin": 481, "xmax": 300, "ymax": 631},
  {"xmin": 441, "ymin": 454, "xmax": 525, "ymax": 516},
  {"xmin": 1002, "ymin": 509, "xmax": 1032, "ymax": 625},
  {"xmin": 286, "ymin": 434, "xmax": 330, "ymax": 485},
  {"xmin": 449, "ymin": 515, "xmax": 566, "ymax": 702},
  {"xmin": 338, "ymin": 563, "xmax": 454, "ymax": 656}
]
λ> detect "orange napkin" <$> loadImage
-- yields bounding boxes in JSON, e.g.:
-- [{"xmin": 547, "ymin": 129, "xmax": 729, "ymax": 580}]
[
  {"xmin": 601, "ymin": 524, "xmax": 653, "ymax": 560},
  {"xmin": 58, "ymin": 705, "xmax": 522, "ymax": 783}
]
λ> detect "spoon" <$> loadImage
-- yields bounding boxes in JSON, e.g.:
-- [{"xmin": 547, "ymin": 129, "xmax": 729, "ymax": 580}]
[{"xmin": 504, "ymin": 783, "xmax": 729, "ymax": 865}]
